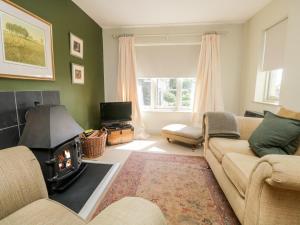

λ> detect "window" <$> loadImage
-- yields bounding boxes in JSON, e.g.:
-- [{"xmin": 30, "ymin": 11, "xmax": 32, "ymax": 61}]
[
  {"xmin": 138, "ymin": 78, "xmax": 195, "ymax": 111},
  {"xmin": 263, "ymin": 69, "xmax": 283, "ymax": 103},
  {"xmin": 138, "ymin": 78, "xmax": 152, "ymax": 107},
  {"xmin": 254, "ymin": 19, "xmax": 287, "ymax": 105}
]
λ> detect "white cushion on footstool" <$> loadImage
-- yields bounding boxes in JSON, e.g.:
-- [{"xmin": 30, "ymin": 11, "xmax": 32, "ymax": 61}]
[
  {"xmin": 89, "ymin": 197, "xmax": 166, "ymax": 225},
  {"xmin": 161, "ymin": 124, "xmax": 202, "ymax": 139}
]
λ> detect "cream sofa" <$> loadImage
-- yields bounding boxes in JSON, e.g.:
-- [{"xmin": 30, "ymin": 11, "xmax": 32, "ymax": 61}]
[
  {"xmin": 204, "ymin": 116, "xmax": 300, "ymax": 225},
  {"xmin": 0, "ymin": 146, "xmax": 166, "ymax": 225}
]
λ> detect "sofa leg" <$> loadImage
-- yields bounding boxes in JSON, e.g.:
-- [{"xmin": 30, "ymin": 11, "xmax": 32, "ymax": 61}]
[
  {"xmin": 166, "ymin": 138, "xmax": 171, "ymax": 143},
  {"xmin": 192, "ymin": 144, "xmax": 197, "ymax": 151}
]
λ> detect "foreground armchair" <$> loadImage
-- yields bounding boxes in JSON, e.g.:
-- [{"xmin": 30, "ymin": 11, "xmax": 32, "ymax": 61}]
[
  {"xmin": 0, "ymin": 146, "xmax": 166, "ymax": 225},
  {"xmin": 204, "ymin": 116, "xmax": 300, "ymax": 225}
]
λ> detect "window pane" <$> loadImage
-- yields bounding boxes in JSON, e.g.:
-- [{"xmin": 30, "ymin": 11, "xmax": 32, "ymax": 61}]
[
  {"xmin": 180, "ymin": 78, "xmax": 195, "ymax": 109},
  {"xmin": 266, "ymin": 69, "xmax": 283, "ymax": 101},
  {"xmin": 181, "ymin": 90, "xmax": 192, "ymax": 107},
  {"xmin": 157, "ymin": 78, "xmax": 177, "ymax": 108},
  {"xmin": 182, "ymin": 79, "xmax": 193, "ymax": 89},
  {"xmin": 138, "ymin": 79, "xmax": 151, "ymax": 107}
]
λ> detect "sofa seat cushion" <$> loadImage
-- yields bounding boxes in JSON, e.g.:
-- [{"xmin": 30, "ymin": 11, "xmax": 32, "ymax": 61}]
[
  {"xmin": 209, "ymin": 138, "xmax": 255, "ymax": 163},
  {"xmin": 222, "ymin": 153, "xmax": 259, "ymax": 198},
  {"xmin": 0, "ymin": 199, "xmax": 86, "ymax": 225}
]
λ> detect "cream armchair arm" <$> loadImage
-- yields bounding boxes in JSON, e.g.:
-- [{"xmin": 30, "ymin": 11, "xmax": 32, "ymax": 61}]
[
  {"xmin": 89, "ymin": 197, "xmax": 167, "ymax": 225},
  {"xmin": 0, "ymin": 146, "xmax": 48, "ymax": 220},
  {"xmin": 244, "ymin": 155, "xmax": 300, "ymax": 225}
]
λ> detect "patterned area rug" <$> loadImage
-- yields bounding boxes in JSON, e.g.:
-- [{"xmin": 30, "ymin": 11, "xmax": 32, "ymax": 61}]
[{"xmin": 94, "ymin": 152, "xmax": 240, "ymax": 225}]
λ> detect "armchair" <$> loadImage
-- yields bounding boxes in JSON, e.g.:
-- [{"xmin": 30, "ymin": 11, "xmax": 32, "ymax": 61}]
[{"xmin": 0, "ymin": 146, "xmax": 166, "ymax": 225}]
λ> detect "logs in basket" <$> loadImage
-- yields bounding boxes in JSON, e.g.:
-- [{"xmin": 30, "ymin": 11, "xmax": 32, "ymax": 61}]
[{"xmin": 81, "ymin": 128, "xmax": 107, "ymax": 158}]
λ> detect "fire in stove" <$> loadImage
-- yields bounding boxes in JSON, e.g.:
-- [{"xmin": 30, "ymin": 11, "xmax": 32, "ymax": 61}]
[{"xmin": 57, "ymin": 149, "xmax": 72, "ymax": 170}]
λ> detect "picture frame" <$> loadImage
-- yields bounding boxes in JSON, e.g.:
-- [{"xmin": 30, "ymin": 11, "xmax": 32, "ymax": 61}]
[
  {"xmin": 70, "ymin": 33, "xmax": 83, "ymax": 59},
  {"xmin": 0, "ymin": 0, "xmax": 55, "ymax": 80},
  {"xmin": 71, "ymin": 63, "xmax": 84, "ymax": 85}
]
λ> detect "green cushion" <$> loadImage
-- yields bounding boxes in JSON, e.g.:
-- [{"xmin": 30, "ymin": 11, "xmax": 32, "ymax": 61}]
[{"xmin": 249, "ymin": 112, "xmax": 300, "ymax": 157}]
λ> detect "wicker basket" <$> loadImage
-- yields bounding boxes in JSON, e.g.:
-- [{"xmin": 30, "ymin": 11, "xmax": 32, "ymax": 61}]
[{"xmin": 81, "ymin": 128, "xmax": 107, "ymax": 158}]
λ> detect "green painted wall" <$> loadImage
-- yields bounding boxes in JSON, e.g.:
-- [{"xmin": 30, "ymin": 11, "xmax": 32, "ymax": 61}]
[{"xmin": 0, "ymin": 0, "xmax": 104, "ymax": 129}]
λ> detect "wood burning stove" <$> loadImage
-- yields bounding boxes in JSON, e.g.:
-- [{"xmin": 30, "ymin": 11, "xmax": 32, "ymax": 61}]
[
  {"xmin": 19, "ymin": 105, "xmax": 87, "ymax": 193},
  {"xmin": 31, "ymin": 137, "xmax": 87, "ymax": 192}
]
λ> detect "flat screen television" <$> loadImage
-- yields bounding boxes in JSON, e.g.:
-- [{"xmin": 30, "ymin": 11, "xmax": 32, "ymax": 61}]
[{"xmin": 100, "ymin": 102, "xmax": 132, "ymax": 123}]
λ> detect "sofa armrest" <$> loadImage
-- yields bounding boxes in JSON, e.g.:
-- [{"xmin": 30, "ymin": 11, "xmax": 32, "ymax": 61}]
[
  {"xmin": 259, "ymin": 155, "xmax": 300, "ymax": 191},
  {"xmin": 236, "ymin": 116, "xmax": 263, "ymax": 140},
  {"xmin": 244, "ymin": 155, "xmax": 300, "ymax": 225},
  {"xmin": 89, "ymin": 197, "xmax": 166, "ymax": 225}
]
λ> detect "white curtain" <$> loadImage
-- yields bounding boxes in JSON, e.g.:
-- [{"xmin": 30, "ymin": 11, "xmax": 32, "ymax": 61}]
[
  {"xmin": 192, "ymin": 34, "xmax": 224, "ymax": 124},
  {"xmin": 117, "ymin": 36, "xmax": 148, "ymax": 139}
]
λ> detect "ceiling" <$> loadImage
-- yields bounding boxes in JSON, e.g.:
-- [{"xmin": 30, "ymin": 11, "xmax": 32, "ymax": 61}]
[{"xmin": 72, "ymin": 0, "xmax": 273, "ymax": 28}]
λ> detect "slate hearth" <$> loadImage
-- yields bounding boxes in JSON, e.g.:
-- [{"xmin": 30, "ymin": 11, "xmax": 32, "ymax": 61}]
[
  {"xmin": 50, "ymin": 163, "xmax": 113, "ymax": 213},
  {"xmin": 0, "ymin": 91, "xmax": 60, "ymax": 149}
]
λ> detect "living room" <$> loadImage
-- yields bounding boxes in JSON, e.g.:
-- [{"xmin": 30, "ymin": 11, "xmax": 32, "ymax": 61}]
[{"xmin": 0, "ymin": 0, "xmax": 300, "ymax": 225}]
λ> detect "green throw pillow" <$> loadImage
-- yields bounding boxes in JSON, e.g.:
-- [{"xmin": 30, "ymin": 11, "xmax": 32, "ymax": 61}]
[{"xmin": 249, "ymin": 112, "xmax": 300, "ymax": 157}]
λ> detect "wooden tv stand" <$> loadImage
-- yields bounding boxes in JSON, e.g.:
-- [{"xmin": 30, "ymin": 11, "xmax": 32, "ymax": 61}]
[{"xmin": 103, "ymin": 124, "xmax": 134, "ymax": 146}]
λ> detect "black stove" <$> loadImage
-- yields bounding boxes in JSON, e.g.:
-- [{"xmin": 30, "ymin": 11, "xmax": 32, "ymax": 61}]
[{"xmin": 19, "ymin": 105, "xmax": 87, "ymax": 193}]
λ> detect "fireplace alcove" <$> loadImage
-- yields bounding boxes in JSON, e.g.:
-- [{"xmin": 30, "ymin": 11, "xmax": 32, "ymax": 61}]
[{"xmin": 0, "ymin": 91, "xmax": 118, "ymax": 219}]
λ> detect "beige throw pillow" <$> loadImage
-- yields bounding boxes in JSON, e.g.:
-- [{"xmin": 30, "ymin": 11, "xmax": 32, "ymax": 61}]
[{"xmin": 277, "ymin": 107, "xmax": 300, "ymax": 121}]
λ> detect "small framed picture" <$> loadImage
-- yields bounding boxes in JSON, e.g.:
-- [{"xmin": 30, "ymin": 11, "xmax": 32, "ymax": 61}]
[
  {"xmin": 72, "ymin": 63, "xmax": 84, "ymax": 84},
  {"xmin": 0, "ymin": 0, "xmax": 55, "ymax": 80},
  {"xmin": 70, "ymin": 33, "xmax": 83, "ymax": 58}
]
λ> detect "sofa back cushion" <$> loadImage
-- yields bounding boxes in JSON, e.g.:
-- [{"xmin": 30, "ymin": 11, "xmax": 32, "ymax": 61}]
[
  {"xmin": 249, "ymin": 112, "xmax": 300, "ymax": 157},
  {"xmin": 236, "ymin": 116, "xmax": 263, "ymax": 140},
  {"xmin": 0, "ymin": 146, "xmax": 48, "ymax": 219},
  {"xmin": 278, "ymin": 107, "xmax": 300, "ymax": 121}
]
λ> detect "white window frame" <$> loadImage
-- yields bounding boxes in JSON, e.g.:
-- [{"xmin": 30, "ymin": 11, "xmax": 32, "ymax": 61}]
[
  {"xmin": 155, "ymin": 78, "xmax": 178, "ymax": 110},
  {"xmin": 138, "ymin": 77, "xmax": 195, "ymax": 112},
  {"xmin": 262, "ymin": 69, "xmax": 283, "ymax": 104},
  {"xmin": 254, "ymin": 19, "xmax": 286, "ymax": 106}
]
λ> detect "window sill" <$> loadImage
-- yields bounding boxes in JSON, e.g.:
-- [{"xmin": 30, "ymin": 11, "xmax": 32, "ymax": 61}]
[
  {"xmin": 252, "ymin": 100, "xmax": 280, "ymax": 106},
  {"xmin": 141, "ymin": 109, "xmax": 192, "ymax": 113}
]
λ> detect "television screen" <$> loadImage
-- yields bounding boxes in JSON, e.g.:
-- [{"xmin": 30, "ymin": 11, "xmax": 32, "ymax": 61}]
[{"xmin": 100, "ymin": 102, "xmax": 132, "ymax": 123}]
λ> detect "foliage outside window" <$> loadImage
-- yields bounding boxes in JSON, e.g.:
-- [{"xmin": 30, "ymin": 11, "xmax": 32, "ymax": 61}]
[{"xmin": 138, "ymin": 78, "xmax": 195, "ymax": 111}]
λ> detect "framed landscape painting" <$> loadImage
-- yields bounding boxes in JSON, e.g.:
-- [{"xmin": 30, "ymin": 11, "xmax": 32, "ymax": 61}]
[{"xmin": 0, "ymin": 0, "xmax": 54, "ymax": 80}]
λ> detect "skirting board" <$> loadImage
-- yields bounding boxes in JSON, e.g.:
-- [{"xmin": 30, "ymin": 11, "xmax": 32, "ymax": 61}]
[{"xmin": 78, "ymin": 160, "xmax": 120, "ymax": 220}]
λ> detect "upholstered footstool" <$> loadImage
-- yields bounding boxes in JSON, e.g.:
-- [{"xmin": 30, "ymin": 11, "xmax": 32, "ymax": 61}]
[{"xmin": 161, "ymin": 124, "xmax": 203, "ymax": 150}]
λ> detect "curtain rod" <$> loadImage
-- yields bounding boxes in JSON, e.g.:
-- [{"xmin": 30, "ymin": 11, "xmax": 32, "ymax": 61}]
[
  {"xmin": 135, "ymin": 42, "xmax": 202, "ymax": 47},
  {"xmin": 112, "ymin": 31, "xmax": 227, "ymax": 39}
]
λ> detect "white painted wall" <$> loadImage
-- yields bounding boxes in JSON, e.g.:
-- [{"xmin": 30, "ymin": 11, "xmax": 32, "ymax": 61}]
[
  {"xmin": 280, "ymin": 0, "xmax": 300, "ymax": 111},
  {"xmin": 103, "ymin": 24, "xmax": 244, "ymax": 134},
  {"xmin": 240, "ymin": 0, "xmax": 300, "ymax": 113}
]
